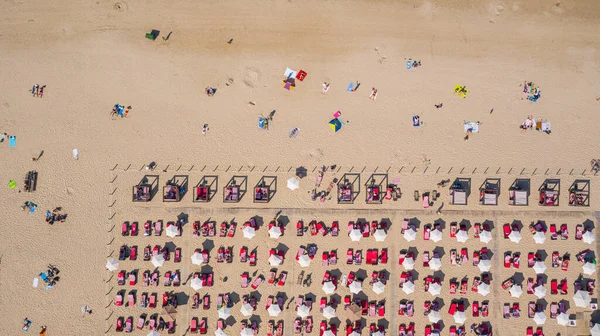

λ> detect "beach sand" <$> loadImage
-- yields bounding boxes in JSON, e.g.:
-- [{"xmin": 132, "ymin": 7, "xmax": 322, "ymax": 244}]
[{"xmin": 0, "ymin": 0, "xmax": 599, "ymax": 335}]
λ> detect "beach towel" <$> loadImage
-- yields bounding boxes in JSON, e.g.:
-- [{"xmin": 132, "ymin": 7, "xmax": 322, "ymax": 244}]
[
  {"xmin": 347, "ymin": 82, "xmax": 355, "ymax": 92},
  {"xmin": 9, "ymin": 180, "xmax": 16, "ymax": 189},
  {"xmin": 9, "ymin": 135, "xmax": 16, "ymax": 147},
  {"xmin": 33, "ymin": 277, "xmax": 39, "ymax": 288},
  {"xmin": 284, "ymin": 68, "xmax": 297, "ymax": 79},
  {"xmin": 258, "ymin": 118, "xmax": 266, "ymax": 129},
  {"xmin": 117, "ymin": 105, "xmax": 124, "ymax": 117},
  {"xmin": 289, "ymin": 128, "xmax": 299, "ymax": 138},
  {"xmin": 464, "ymin": 121, "xmax": 480, "ymax": 133},
  {"xmin": 412, "ymin": 116, "xmax": 421, "ymax": 127},
  {"xmin": 333, "ymin": 110, "xmax": 341, "ymax": 119},
  {"xmin": 406, "ymin": 60, "xmax": 412, "ymax": 70},
  {"xmin": 73, "ymin": 149, "xmax": 79, "ymax": 160}
]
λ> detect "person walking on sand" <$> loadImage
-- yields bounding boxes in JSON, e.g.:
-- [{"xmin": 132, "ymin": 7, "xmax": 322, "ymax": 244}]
[
  {"xmin": 435, "ymin": 103, "xmax": 443, "ymax": 110},
  {"xmin": 352, "ymin": 81, "xmax": 361, "ymax": 92},
  {"xmin": 39, "ymin": 85, "xmax": 46, "ymax": 98},
  {"xmin": 321, "ymin": 82, "xmax": 330, "ymax": 94},
  {"xmin": 31, "ymin": 84, "xmax": 39, "ymax": 97},
  {"xmin": 202, "ymin": 124, "xmax": 209, "ymax": 136}
]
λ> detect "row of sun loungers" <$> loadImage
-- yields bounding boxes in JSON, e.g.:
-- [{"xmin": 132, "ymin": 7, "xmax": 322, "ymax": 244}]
[{"xmin": 115, "ymin": 315, "xmax": 175, "ymax": 333}]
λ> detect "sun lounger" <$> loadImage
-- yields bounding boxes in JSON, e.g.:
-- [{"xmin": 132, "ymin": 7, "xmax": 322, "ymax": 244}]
[
  {"xmin": 423, "ymin": 251, "xmax": 429, "ymax": 267},
  {"xmin": 118, "ymin": 271, "xmax": 126, "ymax": 285},
  {"xmin": 125, "ymin": 317, "xmax": 133, "ymax": 332},
  {"xmin": 560, "ymin": 224, "xmax": 568, "ymax": 239},
  {"xmin": 561, "ymin": 254, "xmax": 569, "ymax": 271},
  {"xmin": 116, "ymin": 317, "xmax": 123, "ymax": 332},
  {"xmin": 128, "ymin": 294, "xmax": 135, "ymax": 307},
  {"xmin": 278, "ymin": 272, "xmax": 287, "ymax": 286},
  {"xmin": 149, "ymin": 294, "xmax": 156, "ymax": 308},
  {"xmin": 461, "ymin": 248, "xmax": 468, "ymax": 263},
  {"xmin": 331, "ymin": 221, "xmax": 339, "ymax": 236},
  {"xmin": 137, "ymin": 315, "xmax": 145, "ymax": 330},
  {"xmin": 528, "ymin": 302, "xmax": 535, "ymax": 318},
  {"xmin": 503, "ymin": 303, "xmax": 510, "ymax": 319},
  {"xmin": 550, "ymin": 303, "xmax": 557, "ymax": 318},
  {"xmin": 122, "ymin": 222, "xmax": 128, "ymax": 236},
  {"xmin": 154, "ymin": 221, "xmax": 162, "ymax": 236},
  {"xmin": 424, "ymin": 225, "xmax": 431, "ymax": 240},
  {"xmin": 251, "ymin": 275, "xmax": 264, "ymax": 289},
  {"xmin": 450, "ymin": 222, "xmax": 457, "ymax": 238},
  {"xmin": 116, "ymin": 293, "xmax": 123, "ymax": 306}
]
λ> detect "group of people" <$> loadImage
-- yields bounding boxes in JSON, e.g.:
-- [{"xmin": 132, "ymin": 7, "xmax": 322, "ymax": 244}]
[
  {"xmin": 523, "ymin": 81, "xmax": 541, "ymax": 101},
  {"xmin": 110, "ymin": 104, "xmax": 131, "ymax": 119},
  {"xmin": 31, "ymin": 84, "xmax": 46, "ymax": 98},
  {"xmin": 45, "ymin": 207, "xmax": 67, "ymax": 224},
  {"xmin": 21, "ymin": 201, "xmax": 38, "ymax": 213},
  {"xmin": 41, "ymin": 264, "xmax": 60, "ymax": 287},
  {"xmin": 520, "ymin": 115, "xmax": 535, "ymax": 131},
  {"xmin": 205, "ymin": 87, "xmax": 217, "ymax": 96}
]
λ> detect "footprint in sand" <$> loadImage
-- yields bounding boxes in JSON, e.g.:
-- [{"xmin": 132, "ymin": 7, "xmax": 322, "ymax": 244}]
[
  {"xmin": 552, "ymin": 1, "xmax": 565, "ymax": 14},
  {"xmin": 113, "ymin": 1, "xmax": 127, "ymax": 12},
  {"xmin": 242, "ymin": 67, "xmax": 260, "ymax": 89},
  {"xmin": 493, "ymin": 2, "xmax": 505, "ymax": 16}
]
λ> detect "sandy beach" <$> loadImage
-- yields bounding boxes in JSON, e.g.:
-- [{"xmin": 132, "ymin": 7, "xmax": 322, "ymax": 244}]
[{"xmin": 0, "ymin": 0, "xmax": 599, "ymax": 335}]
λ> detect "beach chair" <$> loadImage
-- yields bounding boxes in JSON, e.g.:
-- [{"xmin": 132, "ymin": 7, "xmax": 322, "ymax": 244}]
[
  {"xmin": 116, "ymin": 317, "xmax": 124, "ymax": 332},
  {"xmin": 550, "ymin": 303, "xmax": 557, "ymax": 318},
  {"xmin": 118, "ymin": 271, "xmax": 126, "ymax": 285},
  {"xmin": 561, "ymin": 254, "xmax": 569, "ymax": 271},
  {"xmin": 322, "ymin": 252, "xmax": 329, "ymax": 267},
  {"xmin": 149, "ymin": 294, "xmax": 156, "ymax": 308},
  {"xmin": 502, "ymin": 303, "xmax": 510, "ymax": 319},
  {"xmin": 422, "ymin": 193, "xmax": 430, "ymax": 208},
  {"xmin": 527, "ymin": 327, "xmax": 533, "ymax": 336},
  {"xmin": 278, "ymin": 271, "xmax": 287, "ymax": 286},
  {"xmin": 190, "ymin": 318, "xmax": 198, "ymax": 334},
  {"xmin": 460, "ymin": 279, "xmax": 467, "ymax": 294},
  {"xmin": 125, "ymin": 317, "xmax": 133, "ymax": 332},
  {"xmin": 116, "ymin": 293, "xmax": 123, "ymax": 306},
  {"xmin": 448, "ymin": 301, "xmax": 457, "ymax": 315},
  {"xmin": 504, "ymin": 252, "xmax": 512, "ymax": 268},
  {"xmin": 122, "ymin": 222, "xmax": 128, "ymax": 236},
  {"xmin": 425, "ymin": 325, "xmax": 432, "ymax": 336},
  {"xmin": 461, "ymin": 248, "xmax": 468, "ymax": 263},
  {"xmin": 241, "ymin": 273, "xmax": 249, "ymax": 288},
  {"xmin": 227, "ymin": 222, "xmax": 236, "ymax": 237},
  {"xmin": 148, "ymin": 315, "xmax": 156, "ymax": 330},
  {"xmin": 481, "ymin": 302, "xmax": 489, "ymax": 317},
  {"xmin": 203, "ymin": 294, "xmax": 210, "ymax": 310},
  {"xmin": 251, "ymin": 275, "xmax": 264, "ymax": 289},
  {"xmin": 512, "ymin": 303, "xmax": 520, "ymax": 318},
  {"xmin": 329, "ymin": 250, "xmax": 337, "ymax": 265},
  {"xmin": 471, "ymin": 277, "xmax": 481, "ymax": 292},
  {"xmin": 331, "ymin": 221, "xmax": 339, "ymax": 236},
  {"xmin": 168, "ymin": 321, "xmax": 175, "ymax": 334},
  {"xmin": 528, "ymin": 302, "xmax": 535, "ymax": 318},
  {"xmin": 576, "ymin": 224, "xmax": 583, "ymax": 240},
  {"xmin": 473, "ymin": 250, "xmax": 480, "ymax": 266},
  {"xmin": 140, "ymin": 293, "xmax": 147, "ymax": 308},
  {"xmin": 560, "ymin": 224, "xmax": 568, "ymax": 239},
  {"xmin": 450, "ymin": 222, "xmax": 457, "ymax": 238},
  {"xmin": 424, "ymin": 225, "xmax": 431, "ymax": 240},
  {"xmin": 423, "ymin": 251, "xmax": 430, "ymax": 267},
  {"xmin": 473, "ymin": 223, "xmax": 481, "ymax": 238},
  {"xmin": 528, "ymin": 252, "xmax": 535, "ymax": 267},
  {"xmin": 130, "ymin": 221, "xmax": 138, "ymax": 236},
  {"xmin": 450, "ymin": 249, "xmax": 457, "ymax": 265},
  {"xmin": 137, "ymin": 315, "xmax": 145, "ymax": 330},
  {"xmin": 401, "ymin": 219, "xmax": 409, "ymax": 234},
  {"xmin": 154, "ymin": 221, "xmax": 162, "ymax": 236},
  {"xmin": 128, "ymin": 294, "xmax": 135, "ymax": 307},
  {"xmin": 354, "ymin": 250, "xmax": 362, "ymax": 265}
]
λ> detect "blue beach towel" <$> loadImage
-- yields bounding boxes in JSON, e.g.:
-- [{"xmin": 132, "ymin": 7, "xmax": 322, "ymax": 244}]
[
  {"xmin": 412, "ymin": 115, "xmax": 421, "ymax": 127},
  {"xmin": 406, "ymin": 60, "xmax": 412, "ymax": 70},
  {"xmin": 9, "ymin": 136, "xmax": 16, "ymax": 147},
  {"xmin": 347, "ymin": 82, "xmax": 354, "ymax": 92}
]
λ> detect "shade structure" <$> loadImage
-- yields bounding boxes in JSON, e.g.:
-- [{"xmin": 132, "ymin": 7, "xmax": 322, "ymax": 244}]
[
  {"xmin": 373, "ymin": 281, "xmax": 385, "ymax": 294},
  {"xmin": 403, "ymin": 257, "xmax": 415, "ymax": 270},
  {"xmin": 573, "ymin": 290, "xmax": 591, "ymax": 307},
  {"xmin": 456, "ymin": 230, "xmax": 468, "ymax": 243},
  {"xmin": 240, "ymin": 303, "xmax": 254, "ymax": 317},
  {"xmin": 240, "ymin": 328, "xmax": 254, "ymax": 336},
  {"xmin": 402, "ymin": 281, "xmax": 415, "ymax": 295},
  {"xmin": 147, "ymin": 331, "xmax": 160, "ymax": 336},
  {"xmin": 297, "ymin": 304, "xmax": 310, "ymax": 318},
  {"xmin": 243, "ymin": 226, "xmax": 256, "ymax": 239},
  {"xmin": 323, "ymin": 305, "xmax": 336, "ymax": 319},
  {"xmin": 323, "ymin": 331, "xmax": 335, "ymax": 336},
  {"xmin": 534, "ymin": 286, "xmax": 547, "ymax": 299},
  {"xmin": 191, "ymin": 252, "xmax": 205, "ymax": 265},
  {"xmin": 268, "ymin": 254, "xmax": 283, "ymax": 266},
  {"xmin": 151, "ymin": 254, "xmax": 165, "ymax": 268},
  {"xmin": 477, "ymin": 283, "xmax": 490, "ymax": 296},
  {"xmin": 329, "ymin": 118, "xmax": 343, "ymax": 132},
  {"xmin": 349, "ymin": 281, "xmax": 363, "ymax": 294},
  {"xmin": 509, "ymin": 285, "xmax": 523, "ymax": 298},
  {"xmin": 509, "ymin": 231, "xmax": 522, "ymax": 243},
  {"xmin": 349, "ymin": 229, "xmax": 362, "ymax": 242},
  {"xmin": 269, "ymin": 226, "xmax": 282, "ymax": 239},
  {"xmin": 429, "ymin": 258, "xmax": 442, "ymax": 271},
  {"xmin": 404, "ymin": 228, "xmax": 417, "ymax": 242},
  {"xmin": 583, "ymin": 262, "xmax": 596, "ymax": 275},
  {"xmin": 430, "ymin": 229, "xmax": 443, "ymax": 243},
  {"xmin": 298, "ymin": 254, "xmax": 311, "ymax": 267},
  {"xmin": 533, "ymin": 261, "xmax": 547, "ymax": 274},
  {"xmin": 428, "ymin": 310, "xmax": 441, "ymax": 323},
  {"xmin": 428, "ymin": 283, "xmax": 441, "ymax": 296},
  {"xmin": 583, "ymin": 231, "xmax": 595, "ymax": 244},
  {"xmin": 322, "ymin": 281, "xmax": 336, "ymax": 294},
  {"xmin": 533, "ymin": 232, "xmax": 546, "ymax": 244},
  {"xmin": 454, "ymin": 311, "xmax": 467, "ymax": 324},
  {"xmin": 166, "ymin": 225, "xmax": 179, "ymax": 238},
  {"xmin": 556, "ymin": 313, "xmax": 569, "ymax": 326},
  {"xmin": 478, "ymin": 260, "xmax": 492, "ymax": 272},
  {"xmin": 287, "ymin": 177, "xmax": 300, "ymax": 191},
  {"xmin": 268, "ymin": 304, "xmax": 282, "ymax": 317},
  {"xmin": 106, "ymin": 258, "xmax": 119, "ymax": 271},
  {"xmin": 215, "ymin": 329, "xmax": 227, "ymax": 336},
  {"xmin": 373, "ymin": 229, "xmax": 387, "ymax": 242},
  {"xmin": 533, "ymin": 312, "xmax": 547, "ymax": 325},
  {"xmin": 591, "ymin": 324, "xmax": 600, "ymax": 336},
  {"xmin": 479, "ymin": 230, "xmax": 492, "ymax": 243},
  {"xmin": 218, "ymin": 307, "xmax": 231, "ymax": 319},
  {"xmin": 190, "ymin": 277, "xmax": 203, "ymax": 291}
]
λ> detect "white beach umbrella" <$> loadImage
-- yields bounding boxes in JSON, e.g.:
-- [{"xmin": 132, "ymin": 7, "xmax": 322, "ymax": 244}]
[
  {"xmin": 573, "ymin": 290, "xmax": 591, "ymax": 307},
  {"xmin": 556, "ymin": 313, "xmax": 569, "ymax": 326},
  {"xmin": 533, "ymin": 232, "xmax": 546, "ymax": 244},
  {"xmin": 215, "ymin": 329, "xmax": 227, "ymax": 336},
  {"xmin": 349, "ymin": 281, "xmax": 363, "ymax": 294},
  {"xmin": 268, "ymin": 304, "xmax": 281, "ymax": 317},
  {"xmin": 287, "ymin": 177, "xmax": 300, "ymax": 191},
  {"xmin": 428, "ymin": 310, "xmax": 441, "ymax": 323},
  {"xmin": 297, "ymin": 304, "xmax": 310, "ymax": 318},
  {"xmin": 534, "ymin": 312, "xmax": 547, "ymax": 325},
  {"xmin": 240, "ymin": 328, "xmax": 254, "ymax": 336},
  {"xmin": 372, "ymin": 332, "xmax": 384, "ymax": 336},
  {"xmin": 373, "ymin": 229, "xmax": 387, "ymax": 242},
  {"xmin": 404, "ymin": 228, "xmax": 417, "ymax": 242},
  {"xmin": 190, "ymin": 277, "xmax": 203, "ymax": 291},
  {"xmin": 429, "ymin": 258, "xmax": 442, "ymax": 271},
  {"xmin": 583, "ymin": 231, "xmax": 595, "ymax": 244},
  {"xmin": 477, "ymin": 283, "xmax": 490, "ymax": 296},
  {"xmin": 268, "ymin": 226, "xmax": 282, "ymax": 239},
  {"xmin": 403, "ymin": 257, "xmax": 415, "ymax": 270},
  {"xmin": 428, "ymin": 283, "xmax": 441, "ymax": 296},
  {"xmin": 509, "ymin": 231, "xmax": 522, "ymax": 243},
  {"xmin": 218, "ymin": 307, "xmax": 231, "ymax": 319},
  {"xmin": 454, "ymin": 311, "xmax": 467, "ymax": 324},
  {"xmin": 591, "ymin": 324, "xmax": 600, "ymax": 336},
  {"xmin": 322, "ymin": 281, "xmax": 336, "ymax": 295},
  {"xmin": 298, "ymin": 255, "xmax": 311, "ymax": 267},
  {"xmin": 402, "ymin": 281, "xmax": 415, "ymax": 295},
  {"xmin": 268, "ymin": 254, "xmax": 283, "ymax": 267},
  {"xmin": 349, "ymin": 229, "xmax": 362, "ymax": 242},
  {"xmin": 323, "ymin": 305, "xmax": 336, "ymax": 319},
  {"xmin": 533, "ymin": 261, "xmax": 547, "ymax": 274},
  {"xmin": 509, "ymin": 285, "xmax": 523, "ymax": 298},
  {"xmin": 349, "ymin": 332, "xmax": 361, "ymax": 336},
  {"xmin": 430, "ymin": 229, "xmax": 443, "ymax": 243},
  {"xmin": 106, "ymin": 258, "xmax": 119, "ymax": 271},
  {"xmin": 166, "ymin": 225, "xmax": 179, "ymax": 238},
  {"xmin": 373, "ymin": 281, "xmax": 385, "ymax": 294},
  {"xmin": 478, "ymin": 260, "xmax": 492, "ymax": 272},
  {"xmin": 534, "ymin": 286, "xmax": 547, "ymax": 299},
  {"xmin": 456, "ymin": 230, "xmax": 468, "ymax": 243},
  {"xmin": 191, "ymin": 252, "xmax": 205, "ymax": 265},
  {"xmin": 151, "ymin": 254, "xmax": 165, "ymax": 268},
  {"xmin": 479, "ymin": 230, "xmax": 492, "ymax": 243},
  {"xmin": 240, "ymin": 303, "xmax": 253, "ymax": 317},
  {"xmin": 147, "ymin": 331, "xmax": 160, "ymax": 336},
  {"xmin": 243, "ymin": 226, "xmax": 256, "ymax": 239},
  {"xmin": 583, "ymin": 262, "xmax": 597, "ymax": 275},
  {"xmin": 323, "ymin": 331, "xmax": 335, "ymax": 336}
]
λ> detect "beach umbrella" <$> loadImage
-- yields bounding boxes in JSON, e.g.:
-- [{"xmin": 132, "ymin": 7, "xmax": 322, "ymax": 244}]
[
  {"xmin": 430, "ymin": 229, "xmax": 443, "ymax": 243},
  {"xmin": 151, "ymin": 254, "xmax": 165, "ymax": 268},
  {"xmin": 402, "ymin": 257, "xmax": 415, "ymax": 270},
  {"xmin": 166, "ymin": 225, "xmax": 179, "ymax": 238},
  {"xmin": 591, "ymin": 324, "xmax": 600, "ymax": 336},
  {"xmin": 372, "ymin": 332, "xmax": 384, "ymax": 336},
  {"xmin": 349, "ymin": 229, "xmax": 362, "ymax": 242},
  {"xmin": 349, "ymin": 281, "xmax": 363, "ymax": 294},
  {"xmin": 268, "ymin": 303, "xmax": 281, "ymax": 317},
  {"xmin": 533, "ymin": 261, "xmax": 547, "ymax": 274},
  {"xmin": 215, "ymin": 329, "xmax": 227, "ymax": 336},
  {"xmin": 268, "ymin": 226, "xmax": 282, "ymax": 239},
  {"xmin": 479, "ymin": 230, "xmax": 492, "ymax": 243},
  {"xmin": 428, "ymin": 283, "xmax": 441, "ymax": 296},
  {"xmin": 533, "ymin": 312, "xmax": 547, "ymax": 325},
  {"xmin": 428, "ymin": 310, "xmax": 441, "ymax": 323},
  {"xmin": 349, "ymin": 332, "xmax": 361, "ymax": 336},
  {"xmin": 323, "ymin": 331, "xmax": 335, "ymax": 336},
  {"xmin": 243, "ymin": 226, "xmax": 256, "ymax": 239},
  {"xmin": 191, "ymin": 252, "xmax": 205, "ymax": 265},
  {"xmin": 454, "ymin": 311, "xmax": 467, "ymax": 324},
  {"xmin": 106, "ymin": 258, "xmax": 119, "ymax": 271},
  {"xmin": 478, "ymin": 260, "xmax": 492, "ymax": 272},
  {"xmin": 583, "ymin": 262, "xmax": 596, "ymax": 275},
  {"xmin": 298, "ymin": 255, "xmax": 311, "ymax": 267},
  {"xmin": 477, "ymin": 283, "xmax": 490, "ymax": 296},
  {"xmin": 583, "ymin": 231, "xmax": 595, "ymax": 244},
  {"xmin": 323, "ymin": 305, "xmax": 336, "ymax": 319},
  {"xmin": 240, "ymin": 303, "xmax": 253, "ymax": 317},
  {"xmin": 402, "ymin": 281, "xmax": 415, "ymax": 295},
  {"xmin": 268, "ymin": 254, "xmax": 283, "ymax": 267},
  {"xmin": 404, "ymin": 228, "xmax": 417, "ymax": 242},
  {"xmin": 456, "ymin": 230, "xmax": 468, "ymax": 243},
  {"xmin": 287, "ymin": 177, "xmax": 300, "ymax": 191},
  {"xmin": 373, "ymin": 229, "xmax": 387, "ymax": 242},
  {"xmin": 373, "ymin": 281, "xmax": 385, "ymax": 294},
  {"xmin": 218, "ymin": 307, "xmax": 231, "ymax": 319},
  {"xmin": 297, "ymin": 304, "xmax": 310, "ymax": 318},
  {"xmin": 556, "ymin": 313, "xmax": 569, "ymax": 326},
  {"xmin": 296, "ymin": 167, "xmax": 307, "ymax": 178},
  {"xmin": 509, "ymin": 231, "xmax": 522, "ymax": 243},
  {"xmin": 509, "ymin": 285, "xmax": 523, "ymax": 298},
  {"xmin": 534, "ymin": 286, "xmax": 547, "ymax": 299},
  {"xmin": 429, "ymin": 258, "xmax": 442, "ymax": 271},
  {"xmin": 573, "ymin": 290, "xmax": 591, "ymax": 307},
  {"xmin": 240, "ymin": 328, "xmax": 254, "ymax": 336},
  {"xmin": 190, "ymin": 277, "xmax": 203, "ymax": 291},
  {"xmin": 533, "ymin": 232, "xmax": 546, "ymax": 244},
  {"xmin": 329, "ymin": 118, "xmax": 343, "ymax": 132},
  {"xmin": 147, "ymin": 331, "xmax": 160, "ymax": 336},
  {"xmin": 322, "ymin": 281, "xmax": 336, "ymax": 295}
]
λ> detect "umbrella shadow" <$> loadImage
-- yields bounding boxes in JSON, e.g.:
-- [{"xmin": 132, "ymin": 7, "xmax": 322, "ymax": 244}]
[
  {"xmin": 202, "ymin": 239, "xmax": 215, "ymax": 252},
  {"xmin": 377, "ymin": 318, "xmax": 389, "ymax": 329},
  {"xmin": 482, "ymin": 219, "xmax": 494, "ymax": 231},
  {"xmin": 250, "ymin": 290, "xmax": 262, "ymax": 303},
  {"xmin": 177, "ymin": 212, "xmax": 188, "ymax": 226},
  {"xmin": 175, "ymin": 291, "xmax": 189, "ymax": 305},
  {"xmin": 433, "ymin": 247, "xmax": 445, "ymax": 259},
  {"xmin": 225, "ymin": 316, "xmax": 237, "ymax": 326},
  {"xmin": 276, "ymin": 243, "xmax": 289, "ymax": 255},
  {"xmin": 409, "ymin": 217, "xmax": 421, "ymax": 230},
  {"xmin": 513, "ymin": 272, "xmax": 525, "ymax": 286},
  {"xmin": 459, "ymin": 219, "xmax": 471, "ymax": 231},
  {"xmin": 253, "ymin": 216, "xmax": 264, "ymax": 230},
  {"xmin": 512, "ymin": 220, "xmax": 523, "ymax": 231},
  {"xmin": 278, "ymin": 215, "xmax": 290, "ymax": 228},
  {"xmin": 434, "ymin": 218, "xmax": 446, "ymax": 230},
  {"xmin": 535, "ymin": 250, "xmax": 548, "ymax": 261},
  {"xmin": 381, "ymin": 218, "xmax": 392, "ymax": 231}
]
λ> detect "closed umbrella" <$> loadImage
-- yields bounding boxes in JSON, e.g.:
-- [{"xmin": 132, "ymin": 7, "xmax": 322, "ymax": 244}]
[
  {"xmin": 428, "ymin": 283, "xmax": 441, "ymax": 296},
  {"xmin": 428, "ymin": 310, "xmax": 441, "ymax": 323},
  {"xmin": 509, "ymin": 285, "xmax": 523, "ymax": 298},
  {"xmin": 477, "ymin": 283, "xmax": 490, "ymax": 296},
  {"xmin": 151, "ymin": 254, "xmax": 165, "ymax": 268},
  {"xmin": 583, "ymin": 262, "xmax": 596, "ymax": 275},
  {"xmin": 190, "ymin": 277, "xmax": 203, "ymax": 291},
  {"xmin": 556, "ymin": 313, "xmax": 569, "ymax": 326},
  {"xmin": 349, "ymin": 229, "xmax": 362, "ymax": 242},
  {"xmin": 298, "ymin": 255, "xmax": 311, "ymax": 267},
  {"xmin": 215, "ymin": 329, "xmax": 227, "ymax": 336},
  {"xmin": 372, "ymin": 281, "xmax": 385, "ymax": 294},
  {"xmin": 402, "ymin": 281, "xmax": 415, "ymax": 295},
  {"xmin": 404, "ymin": 228, "xmax": 417, "ymax": 242},
  {"xmin": 243, "ymin": 226, "xmax": 256, "ymax": 239},
  {"xmin": 191, "ymin": 252, "xmax": 205, "ymax": 265},
  {"xmin": 269, "ymin": 226, "xmax": 282, "ymax": 239},
  {"xmin": 533, "ymin": 261, "xmax": 547, "ymax": 274},
  {"xmin": 373, "ymin": 229, "xmax": 387, "ymax": 242},
  {"xmin": 430, "ymin": 229, "xmax": 443, "ymax": 243},
  {"xmin": 429, "ymin": 258, "xmax": 442, "ymax": 271},
  {"xmin": 240, "ymin": 303, "xmax": 253, "ymax": 317},
  {"xmin": 297, "ymin": 304, "xmax": 310, "ymax": 317},
  {"xmin": 403, "ymin": 257, "xmax": 415, "ymax": 270},
  {"xmin": 106, "ymin": 258, "xmax": 119, "ymax": 271},
  {"xmin": 218, "ymin": 307, "xmax": 231, "ymax": 319},
  {"xmin": 268, "ymin": 304, "xmax": 281, "ymax": 317},
  {"xmin": 573, "ymin": 290, "xmax": 591, "ymax": 307},
  {"xmin": 478, "ymin": 260, "xmax": 492, "ymax": 272},
  {"xmin": 240, "ymin": 328, "xmax": 254, "ymax": 336},
  {"xmin": 166, "ymin": 225, "xmax": 179, "ymax": 238},
  {"xmin": 591, "ymin": 324, "xmax": 600, "ymax": 336},
  {"xmin": 322, "ymin": 281, "xmax": 336, "ymax": 295},
  {"xmin": 533, "ymin": 232, "xmax": 546, "ymax": 244},
  {"xmin": 287, "ymin": 177, "xmax": 300, "ymax": 191},
  {"xmin": 534, "ymin": 286, "xmax": 547, "ymax": 299},
  {"xmin": 533, "ymin": 312, "xmax": 547, "ymax": 325},
  {"xmin": 479, "ymin": 230, "xmax": 492, "ymax": 243},
  {"xmin": 349, "ymin": 281, "xmax": 363, "ymax": 294},
  {"xmin": 583, "ymin": 231, "xmax": 595, "ymax": 244},
  {"xmin": 323, "ymin": 306, "xmax": 336, "ymax": 319},
  {"xmin": 456, "ymin": 230, "xmax": 468, "ymax": 243},
  {"xmin": 454, "ymin": 311, "xmax": 467, "ymax": 324},
  {"xmin": 509, "ymin": 231, "xmax": 522, "ymax": 243},
  {"xmin": 268, "ymin": 254, "xmax": 283, "ymax": 266}
]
